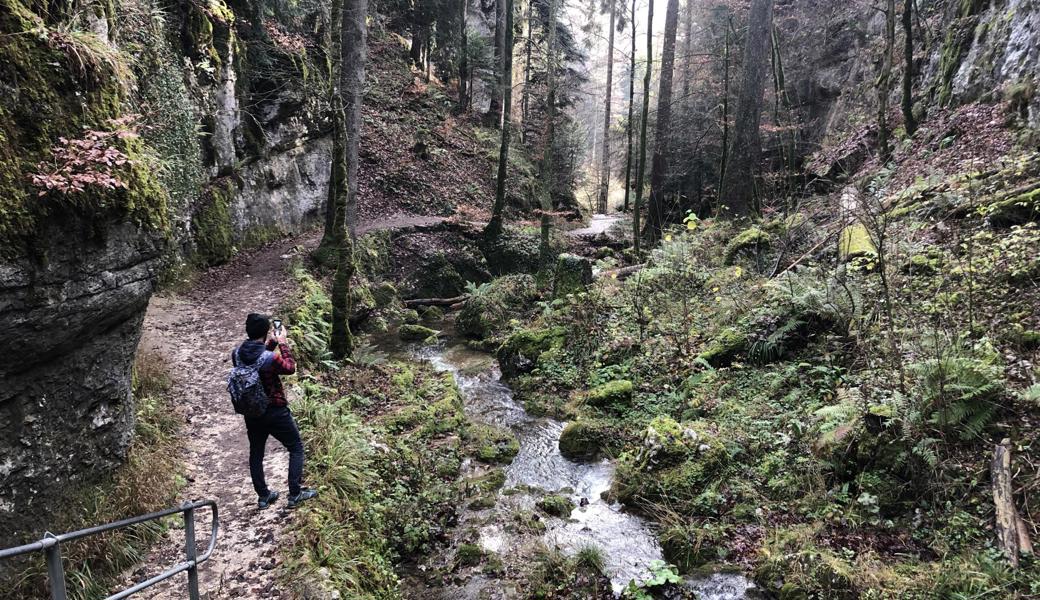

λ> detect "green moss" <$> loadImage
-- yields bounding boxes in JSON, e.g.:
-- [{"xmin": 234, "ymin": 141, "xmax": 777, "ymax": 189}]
[
  {"xmin": 837, "ymin": 223, "xmax": 877, "ymax": 260},
  {"xmin": 552, "ymin": 253, "xmax": 593, "ymax": 298},
  {"xmin": 456, "ymin": 274, "xmax": 538, "ymax": 338},
  {"xmin": 724, "ymin": 227, "xmax": 771, "ymax": 265},
  {"xmin": 464, "ymin": 468, "xmax": 507, "ymax": 497},
  {"xmin": 497, "ymin": 326, "xmax": 567, "ymax": 378},
  {"xmin": 536, "ymin": 494, "xmax": 574, "ymax": 518},
  {"xmin": 191, "ymin": 178, "xmax": 235, "ymax": 266},
  {"xmin": 371, "ymin": 281, "xmax": 399, "ymax": 308},
  {"xmin": 399, "ymin": 324, "xmax": 439, "ymax": 342},
  {"xmin": 1, "ymin": 0, "xmax": 168, "ymax": 255},
  {"xmin": 456, "ymin": 544, "xmax": 484, "ymax": 567},
  {"xmin": 420, "ymin": 305, "xmax": 444, "ymax": 322},
  {"xmin": 586, "ymin": 380, "xmax": 634, "ymax": 408},
  {"xmin": 985, "ymin": 186, "xmax": 1040, "ymax": 227},
  {"xmin": 466, "ymin": 424, "xmax": 520, "ymax": 464},
  {"xmin": 558, "ymin": 419, "xmax": 614, "ymax": 462},
  {"xmin": 697, "ymin": 328, "xmax": 748, "ymax": 367}
]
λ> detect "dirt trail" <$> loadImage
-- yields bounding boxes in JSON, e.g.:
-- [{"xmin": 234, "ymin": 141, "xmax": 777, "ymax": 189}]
[{"xmin": 123, "ymin": 232, "xmax": 319, "ymax": 599}]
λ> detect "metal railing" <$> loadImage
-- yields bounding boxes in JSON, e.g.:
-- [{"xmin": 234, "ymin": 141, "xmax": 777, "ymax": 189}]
[{"xmin": 0, "ymin": 500, "xmax": 219, "ymax": 600}]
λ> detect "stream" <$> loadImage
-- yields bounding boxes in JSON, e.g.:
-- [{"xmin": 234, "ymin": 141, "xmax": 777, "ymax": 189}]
[{"xmin": 398, "ymin": 327, "xmax": 761, "ymax": 599}]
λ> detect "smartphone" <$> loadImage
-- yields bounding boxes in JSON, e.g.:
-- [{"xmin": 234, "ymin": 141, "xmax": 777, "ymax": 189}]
[{"xmin": 272, "ymin": 319, "xmax": 283, "ymax": 334}]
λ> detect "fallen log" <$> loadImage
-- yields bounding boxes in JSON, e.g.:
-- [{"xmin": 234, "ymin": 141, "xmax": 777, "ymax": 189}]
[
  {"xmin": 596, "ymin": 264, "xmax": 645, "ymax": 280},
  {"xmin": 404, "ymin": 294, "xmax": 470, "ymax": 308},
  {"xmin": 992, "ymin": 438, "xmax": 1034, "ymax": 567}
]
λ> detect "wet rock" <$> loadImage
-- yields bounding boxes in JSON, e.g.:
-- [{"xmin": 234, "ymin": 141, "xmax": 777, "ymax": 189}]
[{"xmin": 399, "ymin": 324, "xmax": 440, "ymax": 342}]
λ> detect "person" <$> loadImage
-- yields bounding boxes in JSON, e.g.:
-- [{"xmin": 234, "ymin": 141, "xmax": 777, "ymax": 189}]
[{"xmin": 233, "ymin": 313, "xmax": 317, "ymax": 509}]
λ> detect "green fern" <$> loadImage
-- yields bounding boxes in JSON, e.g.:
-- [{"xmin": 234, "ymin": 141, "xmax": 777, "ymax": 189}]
[{"xmin": 910, "ymin": 342, "xmax": 1004, "ymax": 441}]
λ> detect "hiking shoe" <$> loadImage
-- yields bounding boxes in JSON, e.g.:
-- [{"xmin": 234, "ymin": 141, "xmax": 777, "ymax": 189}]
[
  {"xmin": 287, "ymin": 489, "xmax": 317, "ymax": 509},
  {"xmin": 258, "ymin": 491, "xmax": 280, "ymax": 509}
]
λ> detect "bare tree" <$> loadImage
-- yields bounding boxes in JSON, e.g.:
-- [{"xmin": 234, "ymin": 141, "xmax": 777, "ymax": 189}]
[
  {"xmin": 486, "ymin": 0, "xmax": 515, "ymax": 239},
  {"xmin": 646, "ymin": 0, "xmax": 679, "ymax": 243},
  {"xmin": 878, "ymin": 0, "xmax": 896, "ymax": 163},
  {"xmin": 596, "ymin": 0, "xmax": 617, "ymax": 214},
  {"xmin": 539, "ymin": 0, "xmax": 559, "ymax": 263},
  {"xmin": 718, "ymin": 0, "xmax": 773, "ymax": 219},
  {"xmin": 633, "ymin": 0, "xmax": 655, "ymax": 254},
  {"xmin": 488, "ymin": 0, "xmax": 506, "ymax": 126},
  {"xmin": 622, "ymin": 0, "xmax": 637, "ymax": 213},
  {"xmin": 902, "ymin": 0, "xmax": 917, "ymax": 135}
]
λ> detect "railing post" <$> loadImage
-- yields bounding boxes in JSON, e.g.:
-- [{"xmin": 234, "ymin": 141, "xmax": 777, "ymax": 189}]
[
  {"xmin": 183, "ymin": 503, "xmax": 200, "ymax": 600},
  {"xmin": 43, "ymin": 534, "xmax": 67, "ymax": 600}
]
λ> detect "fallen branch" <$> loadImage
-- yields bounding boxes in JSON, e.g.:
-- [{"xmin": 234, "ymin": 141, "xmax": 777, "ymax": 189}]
[
  {"xmin": 992, "ymin": 438, "xmax": 1034, "ymax": 567},
  {"xmin": 404, "ymin": 294, "xmax": 470, "ymax": 308}
]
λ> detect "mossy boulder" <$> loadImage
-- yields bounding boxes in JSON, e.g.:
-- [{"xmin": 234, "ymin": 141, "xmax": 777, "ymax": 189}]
[
  {"xmin": 724, "ymin": 227, "xmax": 771, "ymax": 265},
  {"xmin": 456, "ymin": 274, "xmax": 538, "ymax": 339},
  {"xmin": 420, "ymin": 305, "xmax": 445, "ymax": 322},
  {"xmin": 558, "ymin": 419, "xmax": 614, "ymax": 462},
  {"xmin": 466, "ymin": 424, "xmax": 520, "ymax": 464},
  {"xmin": 837, "ymin": 223, "xmax": 876, "ymax": 261},
  {"xmin": 371, "ymin": 281, "xmax": 399, "ymax": 308},
  {"xmin": 481, "ymin": 227, "xmax": 542, "ymax": 275},
  {"xmin": 697, "ymin": 328, "xmax": 748, "ymax": 367},
  {"xmin": 399, "ymin": 324, "xmax": 439, "ymax": 342},
  {"xmin": 613, "ymin": 418, "xmax": 729, "ymax": 513},
  {"xmin": 985, "ymin": 187, "xmax": 1040, "ymax": 227},
  {"xmin": 456, "ymin": 543, "xmax": 484, "ymax": 567},
  {"xmin": 497, "ymin": 326, "xmax": 566, "ymax": 379},
  {"xmin": 585, "ymin": 380, "xmax": 634, "ymax": 408},
  {"xmin": 536, "ymin": 494, "xmax": 574, "ymax": 518},
  {"xmin": 552, "ymin": 253, "xmax": 593, "ymax": 298},
  {"xmin": 400, "ymin": 308, "xmax": 421, "ymax": 324}
]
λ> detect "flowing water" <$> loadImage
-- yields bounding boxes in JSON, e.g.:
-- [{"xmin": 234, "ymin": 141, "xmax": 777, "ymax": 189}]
[{"xmin": 399, "ymin": 331, "xmax": 760, "ymax": 599}]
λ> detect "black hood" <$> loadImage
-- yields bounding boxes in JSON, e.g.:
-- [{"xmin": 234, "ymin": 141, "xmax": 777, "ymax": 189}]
[{"xmin": 237, "ymin": 340, "xmax": 267, "ymax": 365}]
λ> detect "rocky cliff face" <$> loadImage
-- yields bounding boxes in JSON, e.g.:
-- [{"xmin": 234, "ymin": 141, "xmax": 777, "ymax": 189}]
[{"xmin": 0, "ymin": 0, "xmax": 333, "ymax": 543}]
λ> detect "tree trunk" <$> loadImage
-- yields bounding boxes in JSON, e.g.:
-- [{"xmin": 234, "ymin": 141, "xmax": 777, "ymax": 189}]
[
  {"xmin": 458, "ymin": 0, "xmax": 468, "ymax": 111},
  {"xmin": 902, "ymin": 0, "xmax": 917, "ymax": 135},
  {"xmin": 488, "ymin": 0, "xmax": 506, "ymax": 127},
  {"xmin": 409, "ymin": 0, "xmax": 423, "ymax": 66},
  {"xmin": 485, "ymin": 0, "xmax": 514, "ymax": 239},
  {"xmin": 718, "ymin": 0, "xmax": 773, "ymax": 219},
  {"xmin": 646, "ymin": 0, "xmax": 679, "ymax": 244},
  {"xmin": 521, "ymin": 0, "xmax": 534, "ymax": 143},
  {"xmin": 878, "ymin": 0, "xmax": 895, "ymax": 163},
  {"xmin": 330, "ymin": 0, "xmax": 368, "ymax": 359},
  {"xmin": 596, "ymin": 0, "xmax": 617, "ymax": 215},
  {"xmin": 622, "ymin": 0, "xmax": 637, "ymax": 214},
  {"xmin": 716, "ymin": 19, "xmax": 731, "ymax": 214},
  {"xmin": 539, "ymin": 0, "xmax": 558, "ymax": 264},
  {"xmin": 681, "ymin": 0, "xmax": 693, "ymax": 103},
  {"xmin": 633, "ymin": 0, "xmax": 655, "ymax": 254}
]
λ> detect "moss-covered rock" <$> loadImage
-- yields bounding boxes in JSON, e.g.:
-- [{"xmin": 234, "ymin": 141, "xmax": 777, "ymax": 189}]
[
  {"xmin": 456, "ymin": 274, "xmax": 538, "ymax": 339},
  {"xmin": 837, "ymin": 223, "xmax": 876, "ymax": 260},
  {"xmin": 552, "ymin": 253, "xmax": 593, "ymax": 297},
  {"xmin": 585, "ymin": 380, "xmax": 634, "ymax": 408},
  {"xmin": 371, "ymin": 281, "xmax": 399, "ymax": 308},
  {"xmin": 697, "ymin": 328, "xmax": 748, "ymax": 367},
  {"xmin": 536, "ymin": 494, "xmax": 574, "ymax": 518},
  {"xmin": 456, "ymin": 543, "xmax": 484, "ymax": 567},
  {"xmin": 400, "ymin": 308, "xmax": 420, "ymax": 324},
  {"xmin": 558, "ymin": 419, "xmax": 614, "ymax": 462},
  {"xmin": 482, "ymin": 227, "xmax": 542, "ymax": 275},
  {"xmin": 420, "ymin": 305, "xmax": 445, "ymax": 322},
  {"xmin": 724, "ymin": 227, "xmax": 771, "ymax": 265},
  {"xmin": 497, "ymin": 326, "xmax": 567, "ymax": 379},
  {"xmin": 466, "ymin": 424, "xmax": 520, "ymax": 464},
  {"xmin": 399, "ymin": 324, "xmax": 439, "ymax": 342}
]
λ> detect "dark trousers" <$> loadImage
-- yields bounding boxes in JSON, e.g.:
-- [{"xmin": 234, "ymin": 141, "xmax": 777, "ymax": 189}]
[{"xmin": 245, "ymin": 405, "xmax": 304, "ymax": 497}]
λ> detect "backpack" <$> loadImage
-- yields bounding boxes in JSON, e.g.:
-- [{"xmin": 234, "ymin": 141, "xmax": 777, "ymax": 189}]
[{"xmin": 227, "ymin": 346, "xmax": 273, "ymax": 417}]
